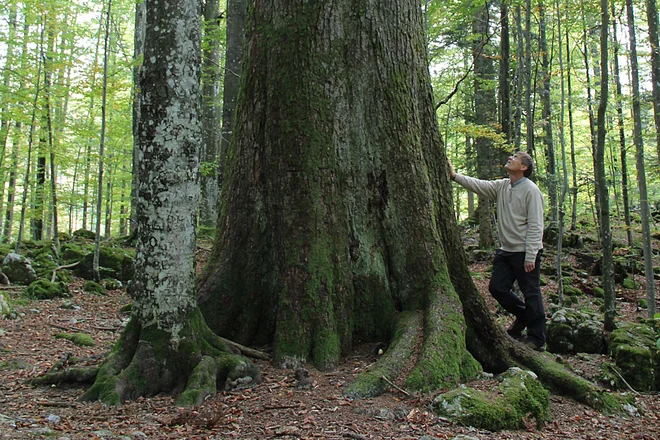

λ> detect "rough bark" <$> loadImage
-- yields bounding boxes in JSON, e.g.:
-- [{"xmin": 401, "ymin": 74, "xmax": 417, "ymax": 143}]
[
  {"xmin": 218, "ymin": 0, "xmax": 246, "ymax": 188},
  {"xmin": 197, "ymin": 0, "xmax": 610, "ymax": 404},
  {"xmin": 199, "ymin": 0, "xmax": 480, "ymax": 388},
  {"xmin": 82, "ymin": 0, "xmax": 258, "ymax": 405}
]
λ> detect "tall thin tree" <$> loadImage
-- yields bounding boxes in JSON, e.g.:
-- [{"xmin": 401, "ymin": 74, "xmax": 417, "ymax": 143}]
[{"xmin": 626, "ymin": 0, "xmax": 656, "ymax": 318}]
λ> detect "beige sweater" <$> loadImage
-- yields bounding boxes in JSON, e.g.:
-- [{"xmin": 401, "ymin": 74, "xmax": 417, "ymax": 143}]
[{"xmin": 454, "ymin": 174, "xmax": 544, "ymax": 263}]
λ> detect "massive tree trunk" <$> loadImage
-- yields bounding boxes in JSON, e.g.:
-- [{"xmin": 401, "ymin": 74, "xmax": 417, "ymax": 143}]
[
  {"xmin": 197, "ymin": 0, "xmax": 613, "ymax": 404},
  {"xmin": 82, "ymin": 0, "xmax": 258, "ymax": 405}
]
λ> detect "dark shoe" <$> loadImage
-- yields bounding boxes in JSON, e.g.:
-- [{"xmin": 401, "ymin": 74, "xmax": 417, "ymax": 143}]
[
  {"xmin": 507, "ymin": 318, "xmax": 527, "ymax": 339},
  {"xmin": 524, "ymin": 340, "xmax": 546, "ymax": 352}
]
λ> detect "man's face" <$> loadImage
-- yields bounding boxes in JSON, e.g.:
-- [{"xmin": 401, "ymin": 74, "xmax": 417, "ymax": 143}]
[{"xmin": 504, "ymin": 152, "xmax": 529, "ymax": 174}]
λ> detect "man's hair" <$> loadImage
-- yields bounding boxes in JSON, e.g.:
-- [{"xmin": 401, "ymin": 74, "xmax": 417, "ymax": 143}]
[{"xmin": 518, "ymin": 152, "xmax": 534, "ymax": 177}]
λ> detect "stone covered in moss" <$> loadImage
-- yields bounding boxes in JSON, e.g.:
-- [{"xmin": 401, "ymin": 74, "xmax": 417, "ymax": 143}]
[
  {"xmin": 622, "ymin": 278, "xmax": 637, "ymax": 289},
  {"xmin": 75, "ymin": 246, "xmax": 135, "ymax": 282},
  {"xmin": 61, "ymin": 242, "xmax": 93, "ymax": 264},
  {"xmin": 2, "ymin": 253, "xmax": 38, "ymax": 285},
  {"xmin": 546, "ymin": 308, "xmax": 605, "ymax": 354},
  {"xmin": 608, "ymin": 322, "xmax": 657, "ymax": 392},
  {"xmin": 83, "ymin": 281, "xmax": 105, "ymax": 295},
  {"xmin": 432, "ymin": 367, "xmax": 549, "ymax": 431},
  {"xmin": 55, "ymin": 332, "xmax": 95, "ymax": 347},
  {"xmin": 103, "ymin": 279, "xmax": 122, "ymax": 290},
  {"xmin": 26, "ymin": 279, "xmax": 70, "ymax": 300},
  {"xmin": 0, "ymin": 292, "xmax": 11, "ymax": 316},
  {"xmin": 72, "ymin": 229, "xmax": 96, "ymax": 240}
]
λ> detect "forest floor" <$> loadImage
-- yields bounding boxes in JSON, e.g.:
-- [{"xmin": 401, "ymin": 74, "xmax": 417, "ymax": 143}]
[{"xmin": 0, "ymin": 242, "xmax": 659, "ymax": 439}]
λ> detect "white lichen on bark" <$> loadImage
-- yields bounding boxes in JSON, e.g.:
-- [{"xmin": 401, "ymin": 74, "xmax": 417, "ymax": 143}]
[{"xmin": 132, "ymin": 0, "xmax": 202, "ymax": 335}]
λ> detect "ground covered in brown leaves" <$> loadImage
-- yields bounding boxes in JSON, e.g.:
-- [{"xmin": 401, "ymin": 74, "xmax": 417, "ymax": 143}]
[{"xmin": 1, "ymin": 257, "xmax": 659, "ymax": 439}]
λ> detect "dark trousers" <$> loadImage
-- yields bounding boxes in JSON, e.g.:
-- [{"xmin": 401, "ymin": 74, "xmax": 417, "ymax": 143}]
[{"xmin": 488, "ymin": 249, "xmax": 546, "ymax": 346}]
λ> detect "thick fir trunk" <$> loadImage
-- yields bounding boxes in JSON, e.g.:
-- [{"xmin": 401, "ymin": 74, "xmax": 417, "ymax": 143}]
[
  {"xmin": 218, "ymin": 0, "xmax": 246, "ymax": 189},
  {"xmin": 198, "ymin": 0, "xmax": 481, "ymax": 386},
  {"xmin": 83, "ymin": 0, "xmax": 258, "ymax": 405}
]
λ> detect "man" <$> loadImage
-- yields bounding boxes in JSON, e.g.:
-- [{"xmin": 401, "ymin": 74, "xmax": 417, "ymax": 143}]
[{"xmin": 449, "ymin": 151, "xmax": 546, "ymax": 351}]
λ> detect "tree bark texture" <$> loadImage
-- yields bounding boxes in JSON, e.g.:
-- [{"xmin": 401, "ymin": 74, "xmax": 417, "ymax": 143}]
[
  {"xmin": 198, "ymin": 0, "xmax": 480, "ymax": 387},
  {"xmin": 84, "ymin": 0, "xmax": 259, "ymax": 405},
  {"xmin": 219, "ymin": 0, "xmax": 246, "ymax": 188}
]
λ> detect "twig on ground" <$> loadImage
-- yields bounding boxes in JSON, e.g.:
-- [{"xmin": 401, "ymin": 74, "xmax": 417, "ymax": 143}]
[
  {"xmin": 611, "ymin": 366, "xmax": 641, "ymax": 395},
  {"xmin": 381, "ymin": 375, "xmax": 410, "ymax": 396},
  {"xmin": 51, "ymin": 261, "xmax": 80, "ymax": 283},
  {"xmin": 221, "ymin": 337, "xmax": 270, "ymax": 360}
]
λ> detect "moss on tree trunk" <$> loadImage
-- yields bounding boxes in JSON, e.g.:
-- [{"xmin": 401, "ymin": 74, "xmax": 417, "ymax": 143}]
[{"xmin": 80, "ymin": 309, "xmax": 259, "ymax": 406}]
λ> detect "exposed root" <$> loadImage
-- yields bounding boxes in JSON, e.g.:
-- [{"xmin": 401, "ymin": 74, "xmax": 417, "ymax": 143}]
[
  {"xmin": 69, "ymin": 308, "xmax": 262, "ymax": 406},
  {"xmin": 343, "ymin": 311, "xmax": 421, "ymax": 399},
  {"xmin": 30, "ymin": 367, "xmax": 99, "ymax": 386}
]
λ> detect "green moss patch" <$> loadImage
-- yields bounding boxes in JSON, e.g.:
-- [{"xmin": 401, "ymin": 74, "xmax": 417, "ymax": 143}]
[
  {"xmin": 432, "ymin": 368, "xmax": 549, "ymax": 431},
  {"xmin": 55, "ymin": 332, "xmax": 95, "ymax": 347},
  {"xmin": 26, "ymin": 279, "xmax": 70, "ymax": 300},
  {"xmin": 83, "ymin": 281, "xmax": 105, "ymax": 295}
]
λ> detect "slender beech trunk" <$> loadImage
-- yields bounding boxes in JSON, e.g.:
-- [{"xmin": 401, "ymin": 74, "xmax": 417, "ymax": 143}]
[
  {"xmin": 566, "ymin": 24, "xmax": 578, "ymax": 230},
  {"xmin": 94, "ymin": 0, "xmax": 112, "ymax": 282},
  {"xmin": 580, "ymin": 0, "xmax": 599, "ymax": 229},
  {"xmin": 2, "ymin": 122, "xmax": 21, "ymax": 241},
  {"xmin": 198, "ymin": 0, "xmax": 223, "ymax": 229},
  {"xmin": 16, "ymin": 42, "xmax": 44, "ymax": 252},
  {"xmin": 611, "ymin": 6, "xmax": 632, "ymax": 246},
  {"xmin": 539, "ymin": 0, "xmax": 557, "ymax": 222},
  {"xmin": 524, "ymin": 0, "xmax": 534, "ymax": 154},
  {"xmin": 500, "ymin": 2, "xmax": 511, "ymax": 144},
  {"xmin": 43, "ymin": 23, "xmax": 60, "ymax": 250},
  {"xmin": 555, "ymin": 0, "xmax": 568, "ymax": 305},
  {"xmin": 514, "ymin": 5, "xmax": 524, "ymax": 151},
  {"xmin": 647, "ymin": 0, "xmax": 660, "ymax": 163},
  {"xmin": 0, "ymin": 4, "xmax": 19, "ymax": 214},
  {"xmin": 626, "ymin": 0, "xmax": 656, "ymax": 318},
  {"xmin": 596, "ymin": 0, "xmax": 614, "ymax": 331}
]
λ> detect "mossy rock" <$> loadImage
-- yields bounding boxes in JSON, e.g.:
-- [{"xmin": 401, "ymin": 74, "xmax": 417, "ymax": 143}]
[
  {"xmin": 432, "ymin": 368, "xmax": 549, "ymax": 431},
  {"xmin": 61, "ymin": 242, "xmax": 93, "ymax": 264},
  {"xmin": 83, "ymin": 281, "xmax": 105, "ymax": 295},
  {"xmin": 609, "ymin": 323, "xmax": 657, "ymax": 392},
  {"xmin": 638, "ymin": 299, "xmax": 648, "ymax": 309},
  {"xmin": 622, "ymin": 278, "xmax": 637, "ymax": 289},
  {"xmin": 563, "ymin": 286, "xmax": 582, "ymax": 297},
  {"xmin": 72, "ymin": 229, "xmax": 96, "ymax": 241},
  {"xmin": 26, "ymin": 279, "xmax": 70, "ymax": 300},
  {"xmin": 75, "ymin": 246, "xmax": 135, "ymax": 282},
  {"xmin": 2, "ymin": 253, "xmax": 38, "ymax": 285},
  {"xmin": 547, "ymin": 308, "xmax": 605, "ymax": 354},
  {"xmin": 54, "ymin": 332, "xmax": 95, "ymax": 347},
  {"xmin": 592, "ymin": 287, "xmax": 605, "ymax": 298},
  {"xmin": 0, "ymin": 292, "xmax": 11, "ymax": 316},
  {"xmin": 102, "ymin": 279, "xmax": 122, "ymax": 290},
  {"xmin": 564, "ymin": 296, "xmax": 578, "ymax": 306},
  {"xmin": 30, "ymin": 254, "xmax": 58, "ymax": 280}
]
